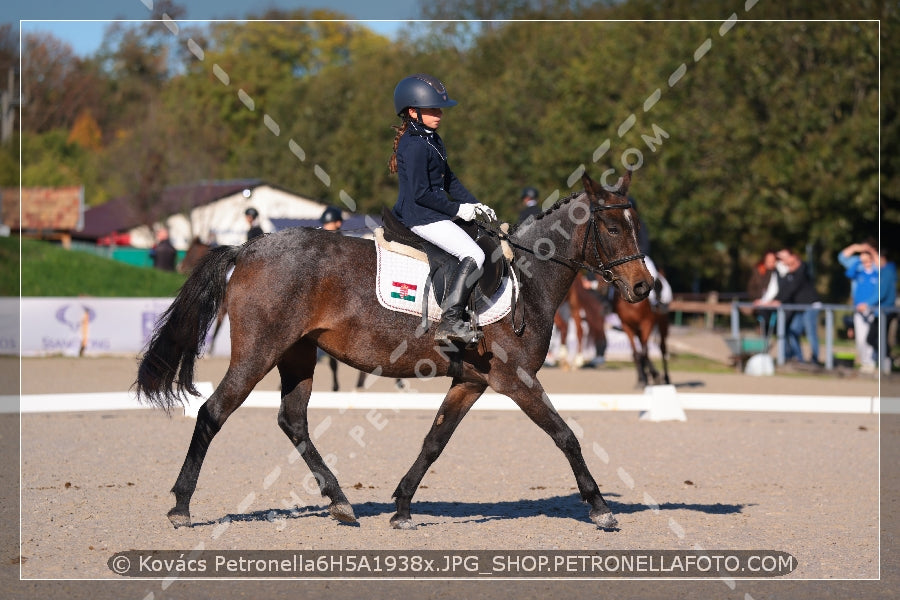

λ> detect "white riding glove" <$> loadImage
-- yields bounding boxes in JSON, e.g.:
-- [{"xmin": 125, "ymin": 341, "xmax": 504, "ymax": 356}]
[
  {"xmin": 456, "ymin": 203, "xmax": 477, "ymax": 221},
  {"xmin": 474, "ymin": 203, "xmax": 497, "ymax": 221}
]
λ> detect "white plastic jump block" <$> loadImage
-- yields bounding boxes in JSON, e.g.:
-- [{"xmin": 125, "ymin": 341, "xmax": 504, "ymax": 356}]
[{"xmin": 639, "ymin": 384, "xmax": 687, "ymax": 422}]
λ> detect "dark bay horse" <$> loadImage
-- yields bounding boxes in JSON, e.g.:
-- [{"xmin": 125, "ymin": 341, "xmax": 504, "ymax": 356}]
[{"xmin": 135, "ymin": 171, "xmax": 653, "ymax": 531}]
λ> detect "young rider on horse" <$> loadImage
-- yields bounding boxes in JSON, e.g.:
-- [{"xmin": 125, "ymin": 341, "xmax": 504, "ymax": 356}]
[{"xmin": 388, "ymin": 73, "xmax": 497, "ymax": 346}]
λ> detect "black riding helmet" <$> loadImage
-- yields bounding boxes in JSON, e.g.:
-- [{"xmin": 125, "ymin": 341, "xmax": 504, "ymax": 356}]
[
  {"xmin": 320, "ymin": 205, "xmax": 343, "ymax": 224},
  {"xmin": 393, "ymin": 73, "xmax": 458, "ymax": 117}
]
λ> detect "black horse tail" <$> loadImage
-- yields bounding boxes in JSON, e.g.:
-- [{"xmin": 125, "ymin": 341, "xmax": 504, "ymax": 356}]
[{"xmin": 134, "ymin": 244, "xmax": 240, "ymax": 414}]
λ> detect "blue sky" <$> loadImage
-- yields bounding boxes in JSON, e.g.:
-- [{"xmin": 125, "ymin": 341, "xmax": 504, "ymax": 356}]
[{"xmin": 7, "ymin": 0, "xmax": 418, "ymax": 56}]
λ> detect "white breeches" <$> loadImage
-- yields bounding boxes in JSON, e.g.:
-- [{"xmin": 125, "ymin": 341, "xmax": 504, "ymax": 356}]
[{"xmin": 410, "ymin": 219, "xmax": 486, "ymax": 269}]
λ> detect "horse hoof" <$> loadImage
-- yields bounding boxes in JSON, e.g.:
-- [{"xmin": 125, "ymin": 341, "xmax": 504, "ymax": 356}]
[
  {"xmin": 167, "ymin": 508, "xmax": 191, "ymax": 529},
  {"xmin": 390, "ymin": 515, "xmax": 417, "ymax": 530},
  {"xmin": 329, "ymin": 501, "xmax": 357, "ymax": 523},
  {"xmin": 590, "ymin": 509, "xmax": 618, "ymax": 529}
]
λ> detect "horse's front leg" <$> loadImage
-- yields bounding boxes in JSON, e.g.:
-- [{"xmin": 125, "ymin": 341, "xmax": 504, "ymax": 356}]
[
  {"xmin": 503, "ymin": 377, "xmax": 617, "ymax": 529},
  {"xmin": 390, "ymin": 380, "xmax": 486, "ymax": 530}
]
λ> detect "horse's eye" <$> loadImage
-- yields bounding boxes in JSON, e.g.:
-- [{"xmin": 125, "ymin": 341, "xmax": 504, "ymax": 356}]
[{"xmin": 607, "ymin": 226, "xmax": 619, "ymax": 234}]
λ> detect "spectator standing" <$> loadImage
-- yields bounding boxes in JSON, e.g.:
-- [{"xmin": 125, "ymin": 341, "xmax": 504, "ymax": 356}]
[
  {"xmin": 838, "ymin": 242, "xmax": 880, "ymax": 373},
  {"xmin": 245, "ymin": 207, "xmax": 264, "ymax": 241},
  {"xmin": 874, "ymin": 248, "xmax": 899, "ymax": 369},
  {"xmin": 150, "ymin": 227, "xmax": 176, "ymax": 271},
  {"xmin": 516, "ymin": 187, "xmax": 542, "ymax": 224}
]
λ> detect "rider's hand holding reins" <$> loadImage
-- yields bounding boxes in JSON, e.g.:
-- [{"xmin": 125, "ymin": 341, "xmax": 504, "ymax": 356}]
[
  {"xmin": 474, "ymin": 203, "xmax": 497, "ymax": 221},
  {"xmin": 456, "ymin": 203, "xmax": 477, "ymax": 221}
]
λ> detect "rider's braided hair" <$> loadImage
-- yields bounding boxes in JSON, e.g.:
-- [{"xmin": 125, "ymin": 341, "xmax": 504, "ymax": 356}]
[{"xmin": 388, "ymin": 116, "xmax": 411, "ymax": 175}]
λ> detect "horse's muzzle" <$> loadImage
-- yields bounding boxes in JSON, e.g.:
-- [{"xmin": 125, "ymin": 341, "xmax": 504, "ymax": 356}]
[{"xmin": 630, "ymin": 280, "xmax": 653, "ymax": 301}]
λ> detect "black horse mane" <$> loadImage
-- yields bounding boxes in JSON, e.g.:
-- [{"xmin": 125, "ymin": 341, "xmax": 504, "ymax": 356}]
[{"xmin": 509, "ymin": 190, "xmax": 581, "ymax": 235}]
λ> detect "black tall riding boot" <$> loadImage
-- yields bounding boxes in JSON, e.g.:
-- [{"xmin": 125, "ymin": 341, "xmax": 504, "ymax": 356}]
[{"xmin": 433, "ymin": 257, "xmax": 482, "ymax": 345}]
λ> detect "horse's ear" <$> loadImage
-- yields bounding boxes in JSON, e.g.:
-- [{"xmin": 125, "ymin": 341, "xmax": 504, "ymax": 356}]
[
  {"xmin": 581, "ymin": 172, "xmax": 602, "ymax": 200},
  {"xmin": 617, "ymin": 169, "xmax": 632, "ymax": 197},
  {"xmin": 582, "ymin": 169, "xmax": 633, "ymax": 202}
]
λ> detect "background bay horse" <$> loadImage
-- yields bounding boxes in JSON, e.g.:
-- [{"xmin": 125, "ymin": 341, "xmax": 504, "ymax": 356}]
[
  {"xmin": 598, "ymin": 279, "xmax": 671, "ymax": 386},
  {"xmin": 135, "ymin": 171, "xmax": 652, "ymax": 531},
  {"xmin": 555, "ymin": 274, "xmax": 670, "ymax": 386},
  {"xmin": 553, "ymin": 273, "xmax": 607, "ymax": 369}
]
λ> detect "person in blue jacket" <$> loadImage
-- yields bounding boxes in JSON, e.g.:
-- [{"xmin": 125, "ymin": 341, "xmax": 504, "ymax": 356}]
[
  {"xmin": 388, "ymin": 73, "xmax": 496, "ymax": 345},
  {"xmin": 838, "ymin": 241, "xmax": 882, "ymax": 372}
]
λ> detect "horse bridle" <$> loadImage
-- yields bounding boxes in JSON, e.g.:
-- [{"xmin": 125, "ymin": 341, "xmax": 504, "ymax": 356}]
[{"xmin": 477, "ymin": 199, "xmax": 646, "ymax": 283}]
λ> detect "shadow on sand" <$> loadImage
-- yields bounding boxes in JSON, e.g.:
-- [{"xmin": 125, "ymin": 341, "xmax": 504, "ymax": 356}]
[{"xmin": 189, "ymin": 493, "xmax": 745, "ymax": 528}]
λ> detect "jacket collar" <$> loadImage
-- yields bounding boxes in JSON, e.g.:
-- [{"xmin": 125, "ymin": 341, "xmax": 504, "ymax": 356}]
[{"xmin": 406, "ymin": 120, "xmax": 435, "ymax": 137}]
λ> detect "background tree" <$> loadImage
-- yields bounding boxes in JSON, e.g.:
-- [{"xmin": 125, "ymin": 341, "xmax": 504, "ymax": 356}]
[{"xmin": 11, "ymin": 0, "xmax": 890, "ymax": 301}]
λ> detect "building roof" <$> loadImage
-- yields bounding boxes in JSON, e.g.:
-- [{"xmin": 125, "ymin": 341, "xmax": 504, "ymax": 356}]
[
  {"xmin": 77, "ymin": 179, "xmax": 265, "ymax": 240},
  {"xmin": 2, "ymin": 186, "xmax": 84, "ymax": 232}
]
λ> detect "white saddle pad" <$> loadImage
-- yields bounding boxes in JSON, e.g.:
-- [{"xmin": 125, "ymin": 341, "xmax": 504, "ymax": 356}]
[{"xmin": 374, "ymin": 241, "xmax": 515, "ymax": 325}]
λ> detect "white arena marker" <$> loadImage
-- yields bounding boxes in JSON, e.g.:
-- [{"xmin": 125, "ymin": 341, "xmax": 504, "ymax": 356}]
[
  {"xmin": 639, "ymin": 384, "xmax": 686, "ymax": 422},
  {"xmin": 12, "ymin": 391, "xmax": 880, "ymax": 414}
]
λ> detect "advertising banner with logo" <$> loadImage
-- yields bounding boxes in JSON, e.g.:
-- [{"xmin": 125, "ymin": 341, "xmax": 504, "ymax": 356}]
[{"xmin": 15, "ymin": 298, "xmax": 231, "ymax": 357}]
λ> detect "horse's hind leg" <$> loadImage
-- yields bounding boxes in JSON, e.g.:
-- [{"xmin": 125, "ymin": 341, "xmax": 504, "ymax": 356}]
[
  {"xmin": 391, "ymin": 380, "xmax": 486, "ymax": 530},
  {"xmin": 658, "ymin": 317, "xmax": 671, "ymax": 384},
  {"xmin": 328, "ymin": 355, "xmax": 339, "ymax": 392},
  {"xmin": 277, "ymin": 342, "xmax": 354, "ymax": 523},
  {"xmin": 168, "ymin": 359, "xmax": 270, "ymax": 528},
  {"xmin": 624, "ymin": 328, "xmax": 648, "ymax": 387},
  {"xmin": 507, "ymin": 379, "xmax": 617, "ymax": 528}
]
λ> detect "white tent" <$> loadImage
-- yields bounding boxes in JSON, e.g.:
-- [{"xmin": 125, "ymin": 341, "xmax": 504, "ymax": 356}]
[{"xmin": 128, "ymin": 184, "xmax": 329, "ymax": 249}]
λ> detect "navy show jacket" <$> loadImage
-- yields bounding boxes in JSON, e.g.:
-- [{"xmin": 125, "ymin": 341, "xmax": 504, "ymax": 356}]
[{"xmin": 391, "ymin": 121, "xmax": 478, "ymax": 227}]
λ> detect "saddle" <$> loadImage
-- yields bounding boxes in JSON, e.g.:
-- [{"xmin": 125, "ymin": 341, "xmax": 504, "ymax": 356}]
[{"xmin": 380, "ymin": 207, "xmax": 509, "ymax": 305}]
